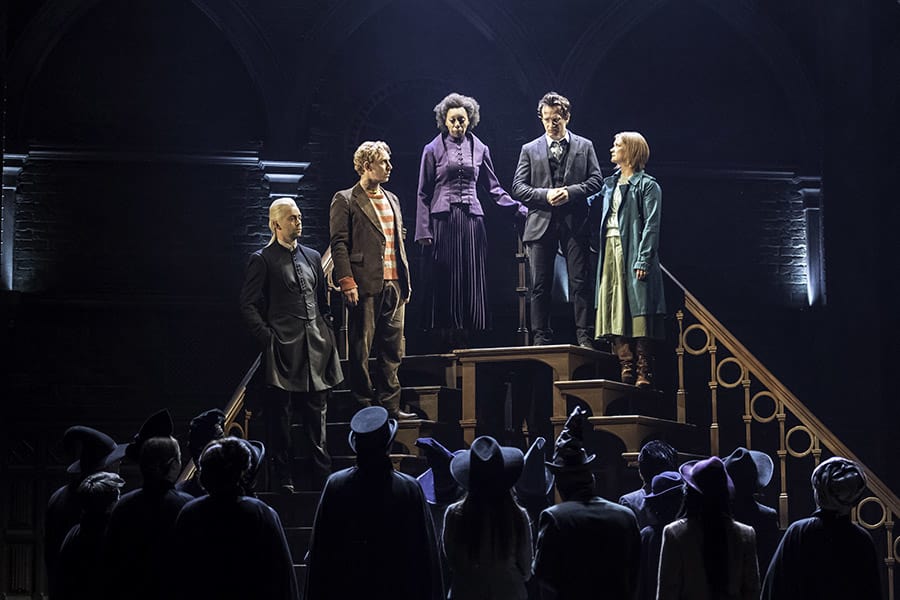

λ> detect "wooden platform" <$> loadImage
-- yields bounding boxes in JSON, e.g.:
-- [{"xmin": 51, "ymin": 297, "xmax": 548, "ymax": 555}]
[{"xmin": 453, "ymin": 345, "xmax": 615, "ymax": 444}]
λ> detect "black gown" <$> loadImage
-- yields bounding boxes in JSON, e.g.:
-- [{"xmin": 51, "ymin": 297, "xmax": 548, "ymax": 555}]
[
  {"xmin": 761, "ymin": 510, "xmax": 882, "ymax": 600},
  {"xmin": 173, "ymin": 494, "xmax": 299, "ymax": 600},
  {"xmin": 305, "ymin": 457, "xmax": 443, "ymax": 600}
]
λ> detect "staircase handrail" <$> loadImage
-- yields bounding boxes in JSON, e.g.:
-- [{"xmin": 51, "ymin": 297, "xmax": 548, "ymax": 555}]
[
  {"xmin": 662, "ymin": 264, "xmax": 900, "ymax": 520},
  {"xmin": 176, "ymin": 353, "xmax": 262, "ymax": 484}
]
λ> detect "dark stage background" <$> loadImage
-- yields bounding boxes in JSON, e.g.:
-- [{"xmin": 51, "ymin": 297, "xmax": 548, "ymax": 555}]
[{"xmin": 1, "ymin": 0, "xmax": 899, "ymax": 594}]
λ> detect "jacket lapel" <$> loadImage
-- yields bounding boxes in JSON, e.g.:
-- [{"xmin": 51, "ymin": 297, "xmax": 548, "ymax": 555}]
[
  {"xmin": 563, "ymin": 134, "xmax": 578, "ymax": 184},
  {"xmin": 351, "ymin": 184, "xmax": 383, "ymax": 233}
]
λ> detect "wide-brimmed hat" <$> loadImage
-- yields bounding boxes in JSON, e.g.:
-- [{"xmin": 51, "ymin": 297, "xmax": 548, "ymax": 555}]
[
  {"xmin": 63, "ymin": 426, "xmax": 128, "ymax": 475},
  {"xmin": 546, "ymin": 406, "xmax": 596, "ymax": 472},
  {"xmin": 415, "ymin": 438, "xmax": 464, "ymax": 505},
  {"xmin": 188, "ymin": 409, "xmax": 227, "ymax": 459},
  {"xmin": 450, "ymin": 436, "xmax": 524, "ymax": 494},
  {"xmin": 812, "ymin": 456, "xmax": 868, "ymax": 515},
  {"xmin": 348, "ymin": 406, "xmax": 398, "ymax": 455},
  {"xmin": 723, "ymin": 447, "xmax": 774, "ymax": 491},
  {"xmin": 645, "ymin": 470, "xmax": 684, "ymax": 502},
  {"xmin": 680, "ymin": 456, "xmax": 734, "ymax": 500},
  {"xmin": 515, "ymin": 437, "xmax": 555, "ymax": 498},
  {"xmin": 126, "ymin": 409, "xmax": 175, "ymax": 462}
]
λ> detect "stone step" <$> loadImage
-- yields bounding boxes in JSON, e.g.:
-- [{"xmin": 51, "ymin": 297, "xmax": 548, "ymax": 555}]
[
  {"xmin": 289, "ymin": 418, "xmax": 439, "ymax": 457},
  {"xmin": 258, "ymin": 490, "xmax": 320, "ymax": 526},
  {"xmin": 295, "ymin": 564, "xmax": 307, "ymax": 593},
  {"xmin": 277, "ymin": 454, "xmax": 431, "ymax": 495},
  {"xmin": 326, "ymin": 386, "xmax": 461, "ymax": 424},
  {"xmin": 556, "ymin": 379, "xmax": 669, "ymax": 418},
  {"xmin": 586, "ymin": 415, "xmax": 701, "ymax": 456}
]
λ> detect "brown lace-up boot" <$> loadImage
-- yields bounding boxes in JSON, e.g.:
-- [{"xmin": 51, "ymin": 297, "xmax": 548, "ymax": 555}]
[
  {"xmin": 635, "ymin": 338, "xmax": 653, "ymax": 388},
  {"xmin": 612, "ymin": 337, "xmax": 636, "ymax": 385}
]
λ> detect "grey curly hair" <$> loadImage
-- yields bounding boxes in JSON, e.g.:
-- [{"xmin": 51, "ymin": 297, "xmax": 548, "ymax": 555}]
[{"xmin": 434, "ymin": 93, "xmax": 481, "ymax": 133}]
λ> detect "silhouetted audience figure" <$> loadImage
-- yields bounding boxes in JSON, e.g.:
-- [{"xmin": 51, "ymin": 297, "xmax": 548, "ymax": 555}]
[
  {"xmin": 533, "ymin": 407, "xmax": 641, "ymax": 599},
  {"xmin": 761, "ymin": 456, "xmax": 882, "ymax": 600},
  {"xmin": 55, "ymin": 472, "xmax": 125, "ymax": 600},
  {"xmin": 636, "ymin": 470, "xmax": 683, "ymax": 600},
  {"xmin": 619, "ymin": 439, "xmax": 678, "ymax": 529},
  {"xmin": 723, "ymin": 446, "xmax": 781, "ymax": 571},
  {"xmin": 416, "ymin": 437, "xmax": 465, "ymax": 598},
  {"xmin": 443, "ymin": 435, "xmax": 532, "ymax": 600},
  {"xmin": 45, "ymin": 425, "xmax": 126, "ymax": 599},
  {"xmin": 305, "ymin": 406, "xmax": 442, "ymax": 600},
  {"xmin": 103, "ymin": 410, "xmax": 193, "ymax": 600},
  {"xmin": 175, "ymin": 408, "xmax": 226, "ymax": 497},
  {"xmin": 173, "ymin": 437, "xmax": 298, "ymax": 600},
  {"xmin": 657, "ymin": 456, "xmax": 759, "ymax": 600}
]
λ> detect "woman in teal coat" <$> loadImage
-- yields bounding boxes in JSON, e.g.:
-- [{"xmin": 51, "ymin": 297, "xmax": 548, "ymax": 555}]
[{"xmin": 593, "ymin": 131, "xmax": 665, "ymax": 387}]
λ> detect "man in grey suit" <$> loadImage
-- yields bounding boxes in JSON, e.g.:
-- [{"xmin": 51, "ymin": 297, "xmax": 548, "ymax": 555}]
[
  {"xmin": 330, "ymin": 141, "xmax": 415, "ymax": 420},
  {"xmin": 513, "ymin": 92, "xmax": 603, "ymax": 347}
]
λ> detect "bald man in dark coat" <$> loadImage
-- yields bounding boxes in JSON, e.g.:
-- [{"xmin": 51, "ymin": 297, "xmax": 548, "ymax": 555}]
[{"xmin": 241, "ymin": 197, "xmax": 343, "ymax": 491}]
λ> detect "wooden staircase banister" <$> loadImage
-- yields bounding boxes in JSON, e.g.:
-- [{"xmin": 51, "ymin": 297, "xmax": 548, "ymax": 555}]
[
  {"xmin": 176, "ymin": 353, "xmax": 262, "ymax": 484},
  {"xmin": 662, "ymin": 264, "xmax": 900, "ymax": 521}
]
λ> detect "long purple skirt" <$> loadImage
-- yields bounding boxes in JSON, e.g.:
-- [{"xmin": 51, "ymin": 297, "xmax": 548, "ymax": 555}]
[{"xmin": 423, "ymin": 204, "xmax": 488, "ymax": 330}]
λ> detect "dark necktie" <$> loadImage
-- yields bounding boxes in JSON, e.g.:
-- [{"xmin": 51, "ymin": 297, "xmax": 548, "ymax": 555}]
[{"xmin": 550, "ymin": 140, "xmax": 562, "ymax": 161}]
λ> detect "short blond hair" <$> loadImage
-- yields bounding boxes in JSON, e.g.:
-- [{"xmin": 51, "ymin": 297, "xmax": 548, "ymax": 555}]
[
  {"xmin": 353, "ymin": 141, "xmax": 391, "ymax": 176},
  {"xmin": 616, "ymin": 131, "xmax": 650, "ymax": 171},
  {"xmin": 267, "ymin": 197, "xmax": 299, "ymax": 246}
]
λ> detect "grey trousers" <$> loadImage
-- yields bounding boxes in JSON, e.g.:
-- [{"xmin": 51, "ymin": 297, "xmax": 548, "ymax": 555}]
[{"xmin": 347, "ymin": 280, "xmax": 405, "ymax": 412}]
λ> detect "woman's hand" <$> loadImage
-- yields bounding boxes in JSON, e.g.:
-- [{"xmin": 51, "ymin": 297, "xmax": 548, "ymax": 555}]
[
  {"xmin": 635, "ymin": 268, "xmax": 647, "ymax": 281},
  {"xmin": 418, "ymin": 238, "xmax": 433, "ymax": 246}
]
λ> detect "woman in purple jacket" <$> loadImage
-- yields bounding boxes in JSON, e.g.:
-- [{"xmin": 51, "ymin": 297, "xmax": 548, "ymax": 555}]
[{"xmin": 416, "ymin": 93, "xmax": 526, "ymax": 349}]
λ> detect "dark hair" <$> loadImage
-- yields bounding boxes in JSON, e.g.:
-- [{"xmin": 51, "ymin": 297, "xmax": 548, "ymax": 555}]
[
  {"xmin": 453, "ymin": 489, "xmax": 528, "ymax": 562},
  {"xmin": 680, "ymin": 486, "xmax": 733, "ymax": 596},
  {"xmin": 77, "ymin": 471, "xmax": 124, "ymax": 514},
  {"xmin": 139, "ymin": 436, "xmax": 181, "ymax": 482},
  {"xmin": 638, "ymin": 440, "xmax": 677, "ymax": 483},
  {"xmin": 199, "ymin": 437, "xmax": 251, "ymax": 497},
  {"xmin": 537, "ymin": 91, "xmax": 571, "ymax": 119},
  {"xmin": 433, "ymin": 93, "xmax": 481, "ymax": 133}
]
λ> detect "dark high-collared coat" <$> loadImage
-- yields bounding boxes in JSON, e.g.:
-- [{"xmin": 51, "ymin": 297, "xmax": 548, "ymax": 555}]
[{"xmin": 240, "ymin": 242, "xmax": 343, "ymax": 392}]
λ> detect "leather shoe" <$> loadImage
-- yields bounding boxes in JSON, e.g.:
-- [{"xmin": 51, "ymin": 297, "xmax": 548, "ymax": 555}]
[
  {"xmin": 389, "ymin": 409, "xmax": 418, "ymax": 421},
  {"xmin": 576, "ymin": 329, "xmax": 595, "ymax": 349},
  {"xmin": 277, "ymin": 482, "xmax": 296, "ymax": 495}
]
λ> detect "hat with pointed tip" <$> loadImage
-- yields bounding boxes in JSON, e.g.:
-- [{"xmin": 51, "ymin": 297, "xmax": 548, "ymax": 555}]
[
  {"xmin": 546, "ymin": 406, "xmax": 596, "ymax": 472},
  {"xmin": 515, "ymin": 437, "xmax": 555, "ymax": 498},
  {"xmin": 126, "ymin": 409, "xmax": 175, "ymax": 462},
  {"xmin": 415, "ymin": 438, "xmax": 464, "ymax": 505}
]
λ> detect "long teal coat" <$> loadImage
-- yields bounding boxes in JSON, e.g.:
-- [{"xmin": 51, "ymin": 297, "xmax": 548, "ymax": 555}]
[{"xmin": 591, "ymin": 169, "xmax": 666, "ymax": 317}]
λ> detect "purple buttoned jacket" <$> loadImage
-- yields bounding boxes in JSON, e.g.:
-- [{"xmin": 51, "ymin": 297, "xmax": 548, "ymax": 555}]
[{"xmin": 415, "ymin": 132, "xmax": 525, "ymax": 242}]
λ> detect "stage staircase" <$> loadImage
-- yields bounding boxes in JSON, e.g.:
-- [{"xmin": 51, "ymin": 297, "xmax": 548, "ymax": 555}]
[{"xmin": 176, "ymin": 266, "xmax": 900, "ymax": 600}]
